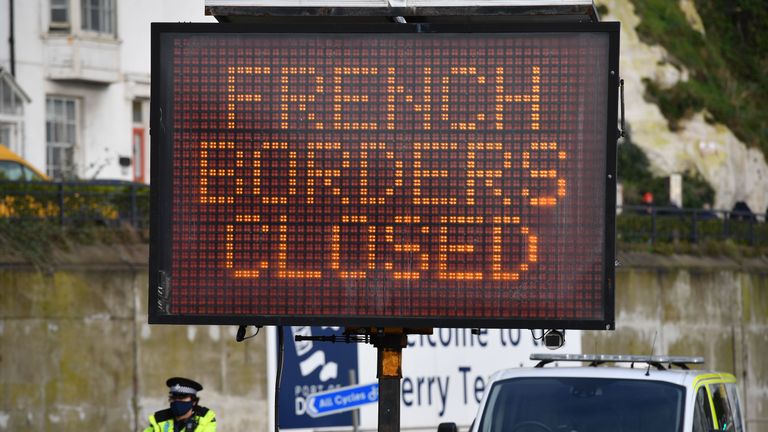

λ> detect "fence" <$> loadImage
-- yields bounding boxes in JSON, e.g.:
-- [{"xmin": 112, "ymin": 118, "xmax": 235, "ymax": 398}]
[
  {"xmin": 0, "ymin": 180, "xmax": 149, "ymax": 228},
  {"xmin": 618, "ymin": 205, "xmax": 767, "ymax": 246},
  {"xmin": 0, "ymin": 181, "xmax": 765, "ymax": 246}
]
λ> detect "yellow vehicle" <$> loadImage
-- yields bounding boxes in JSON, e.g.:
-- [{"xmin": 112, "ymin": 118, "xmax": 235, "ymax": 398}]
[
  {"xmin": 0, "ymin": 144, "xmax": 125, "ymax": 223},
  {"xmin": 0, "ymin": 144, "xmax": 56, "ymax": 218},
  {"xmin": 0, "ymin": 144, "xmax": 48, "ymax": 181}
]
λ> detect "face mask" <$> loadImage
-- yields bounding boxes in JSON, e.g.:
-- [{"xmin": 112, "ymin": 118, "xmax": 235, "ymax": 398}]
[{"xmin": 170, "ymin": 400, "xmax": 195, "ymax": 417}]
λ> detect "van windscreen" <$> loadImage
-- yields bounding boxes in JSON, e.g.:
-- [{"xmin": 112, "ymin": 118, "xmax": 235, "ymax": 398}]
[{"xmin": 478, "ymin": 377, "xmax": 684, "ymax": 432}]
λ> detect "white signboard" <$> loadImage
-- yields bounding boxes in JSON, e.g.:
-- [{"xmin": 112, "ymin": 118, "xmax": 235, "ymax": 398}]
[{"xmin": 268, "ymin": 328, "xmax": 581, "ymax": 431}]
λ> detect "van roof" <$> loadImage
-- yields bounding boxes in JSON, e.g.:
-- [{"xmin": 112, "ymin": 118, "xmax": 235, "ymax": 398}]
[
  {"xmin": 530, "ymin": 353, "xmax": 705, "ymax": 369},
  {"xmin": 489, "ymin": 354, "xmax": 737, "ymax": 388},
  {"xmin": 491, "ymin": 366, "xmax": 736, "ymax": 388}
]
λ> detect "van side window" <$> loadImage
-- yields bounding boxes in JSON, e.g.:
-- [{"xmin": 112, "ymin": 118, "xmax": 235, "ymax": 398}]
[
  {"xmin": 710, "ymin": 383, "xmax": 735, "ymax": 431},
  {"xmin": 724, "ymin": 383, "xmax": 744, "ymax": 432},
  {"xmin": 693, "ymin": 386, "xmax": 714, "ymax": 432}
]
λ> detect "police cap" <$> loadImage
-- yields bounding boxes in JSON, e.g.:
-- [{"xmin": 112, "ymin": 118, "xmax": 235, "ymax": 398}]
[{"xmin": 166, "ymin": 377, "xmax": 203, "ymax": 396}]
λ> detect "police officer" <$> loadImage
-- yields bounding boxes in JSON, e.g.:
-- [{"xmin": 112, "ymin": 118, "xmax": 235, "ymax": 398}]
[{"xmin": 143, "ymin": 377, "xmax": 216, "ymax": 432}]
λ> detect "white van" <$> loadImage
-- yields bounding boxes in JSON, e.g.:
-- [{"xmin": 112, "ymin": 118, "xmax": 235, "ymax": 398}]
[{"xmin": 440, "ymin": 354, "xmax": 745, "ymax": 432}]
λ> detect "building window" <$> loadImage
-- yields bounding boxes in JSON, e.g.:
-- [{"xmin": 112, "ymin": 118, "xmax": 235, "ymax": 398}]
[
  {"xmin": 0, "ymin": 77, "xmax": 24, "ymax": 116},
  {"xmin": 82, "ymin": 0, "xmax": 115, "ymax": 35},
  {"xmin": 132, "ymin": 100, "xmax": 143, "ymax": 123},
  {"xmin": 50, "ymin": 0, "xmax": 70, "ymax": 25},
  {"xmin": 46, "ymin": 97, "xmax": 78, "ymax": 179},
  {"xmin": 0, "ymin": 70, "xmax": 29, "ymax": 154}
]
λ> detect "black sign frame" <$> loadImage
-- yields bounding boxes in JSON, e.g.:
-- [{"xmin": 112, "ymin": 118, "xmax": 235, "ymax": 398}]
[{"xmin": 150, "ymin": 22, "xmax": 619, "ymax": 329}]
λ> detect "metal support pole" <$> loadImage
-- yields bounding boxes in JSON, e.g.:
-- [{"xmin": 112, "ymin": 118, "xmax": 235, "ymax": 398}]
[
  {"xmin": 9, "ymin": 0, "xmax": 15, "ymax": 77},
  {"xmin": 378, "ymin": 372, "xmax": 400, "ymax": 432},
  {"xmin": 130, "ymin": 183, "xmax": 138, "ymax": 228},
  {"xmin": 374, "ymin": 329, "xmax": 407, "ymax": 432},
  {"xmin": 378, "ymin": 347, "xmax": 401, "ymax": 432},
  {"xmin": 349, "ymin": 369, "xmax": 360, "ymax": 432},
  {"xmin": 58, "ymin": 182, "xmax": 65, "ymax": 225},
  {"xmin": 691, "ymin": 210, "xmax": 698, "ymax": 243}
]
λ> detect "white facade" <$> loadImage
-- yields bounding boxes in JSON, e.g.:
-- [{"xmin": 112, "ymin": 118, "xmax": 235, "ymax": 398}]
[{"xmin": 0, "ymin": 0, "xmax": 215, "ymax": 181}]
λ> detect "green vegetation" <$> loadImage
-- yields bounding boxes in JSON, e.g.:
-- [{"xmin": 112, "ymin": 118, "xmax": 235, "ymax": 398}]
[
  {"xmin": 617, "ymin": 212, "xmax": 767, "ymax": 249},
  {"xmin": 631, "ymin": 0, "xmax": 768, "ymax": 155},
  {"xmin": 618, "ymin": 132, "xmax": 715, "ymax": 208},
  {"xmin": 616, "ymin": 130, "xmax": 765, "ymax": 256},
  {"xmin": 0, "ymin": 181, "xmax": 149, "ymax": 270},
  {"xmin": 0, "ymin": 220, "xmax": 146, "ymax": 271},
  {"xmin": 0, "ymin": 181, "xmax": 149, "ymax": 227}
]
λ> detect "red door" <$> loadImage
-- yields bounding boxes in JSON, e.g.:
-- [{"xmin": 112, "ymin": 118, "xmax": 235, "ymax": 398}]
[{"xmin": 132, "ymin": 127, "xmax": 145, "ymax": 183}]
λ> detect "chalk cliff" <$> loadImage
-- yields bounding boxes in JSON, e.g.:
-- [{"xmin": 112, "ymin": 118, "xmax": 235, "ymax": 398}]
[{"xmin": 600, "ymin": 0, "xmax": 768, "ymax": 213}]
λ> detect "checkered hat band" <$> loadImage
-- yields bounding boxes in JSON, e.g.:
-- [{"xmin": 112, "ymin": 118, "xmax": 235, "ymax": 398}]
[{"xmin": 169, "ymin": 384, "xmax": 197, "ymax": 395}]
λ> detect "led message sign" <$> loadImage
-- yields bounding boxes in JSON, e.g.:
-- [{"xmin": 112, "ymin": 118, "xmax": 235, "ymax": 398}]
[{"xmin": 150, "ymin": 23, "xmax": 619, "ymax": 329}]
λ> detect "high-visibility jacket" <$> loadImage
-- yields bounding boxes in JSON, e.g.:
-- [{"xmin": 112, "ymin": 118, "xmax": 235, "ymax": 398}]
[{"xmin": 143, "ymin": 405, "xmax": 216, "ymax": 432}]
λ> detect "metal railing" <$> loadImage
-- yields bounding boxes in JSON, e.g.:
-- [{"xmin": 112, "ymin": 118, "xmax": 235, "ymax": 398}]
[
  {"xmin": 0, "ymin": 180, "xmax": 149, "ymax": 228},
  {"xmin": 618, "ymin": 205, "xmax": 767, "ymax": 246},
  {"xmin": 1, "ymin": 180, "xmax": 765, "ymax": 247}
]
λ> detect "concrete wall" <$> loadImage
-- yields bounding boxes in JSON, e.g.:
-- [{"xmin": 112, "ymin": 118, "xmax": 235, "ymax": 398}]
[
  {"xmin": 0, "ymin": 244, "xmax": 268, "ymax": 431},
  {"xmin": 0, "ymin": 246, "xmax": 766, "ymax": 431},
  {"xmin": 584, "ymin": 252, "xmax": 768, "ymax": 431}
]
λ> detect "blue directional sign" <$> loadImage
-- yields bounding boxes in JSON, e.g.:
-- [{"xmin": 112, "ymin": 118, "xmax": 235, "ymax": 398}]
[
  {"xmin": 278, "ymin": 327, "xmax": 358, "ymax": 428},
  {"xmin": 306, "ymin": 383, "xmax": 379, "ymax": 418}
]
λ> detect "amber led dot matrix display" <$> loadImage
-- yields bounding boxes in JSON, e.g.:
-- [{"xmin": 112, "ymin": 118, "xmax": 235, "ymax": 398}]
[{"xmin": 150, "ymin": 23, "xmax": 620, "ymax": 329}]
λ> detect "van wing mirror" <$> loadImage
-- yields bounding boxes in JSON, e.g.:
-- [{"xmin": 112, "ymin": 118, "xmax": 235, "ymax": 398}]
[{"xmin": 438, "ymin": 422, "xmax": 459, "ymax": 432}]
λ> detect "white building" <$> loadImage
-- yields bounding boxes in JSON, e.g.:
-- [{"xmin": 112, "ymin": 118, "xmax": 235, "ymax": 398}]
[{"xmin": 0, "ymin": 0, "xmax": 214, "ymax": 181}]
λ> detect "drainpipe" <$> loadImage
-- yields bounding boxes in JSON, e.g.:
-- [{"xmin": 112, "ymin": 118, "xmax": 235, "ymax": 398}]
[{"xmin": 8, "ymin": 0, "xmax": 15, "ymax": 76}]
